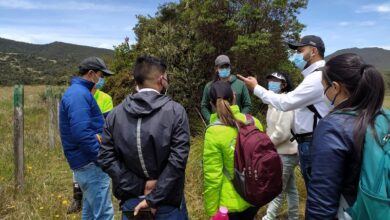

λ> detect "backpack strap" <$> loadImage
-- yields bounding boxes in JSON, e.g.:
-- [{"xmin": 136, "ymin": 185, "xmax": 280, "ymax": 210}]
[
  {"xmin": 290, "ymin": 67, "xmax": 324, "ymax": 141},
  {"xmin": 206, "ymin": 120, "xmax": 224, "ymax": 129},
  {"xmin": 307, "ymin": 104, "xmax": 323, "ymax": 131},
  {"xmin": 306, "ymin": 67, "xmax": 325, "ymax": 131},
  {"xmin": 373, "ymin": 142, "xmax": 390, "ymax": 193},
  {"xmin": 290, "ymin": 105, "xmax": 321, "ymax": 142},
  {"xmin": 223, "ymin": 167, "xmax": 233, "ymax": 180},
  {"xmin": 244, "ymin": 114, "xmax": 255, "ymax": 126}
]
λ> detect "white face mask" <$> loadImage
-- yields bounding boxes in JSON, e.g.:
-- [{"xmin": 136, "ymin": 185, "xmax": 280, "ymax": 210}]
[
  {"xmin": 322, "ymin": 92, "xmax": 333, "ymax": 108},
  {"xmin": 322, "ymin": 85, "xmax": 339, "ymax": 109}
]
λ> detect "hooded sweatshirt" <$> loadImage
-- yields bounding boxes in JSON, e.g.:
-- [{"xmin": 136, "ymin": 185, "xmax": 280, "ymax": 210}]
[{"xmin": 98, "ymin": 89, "xmax": 190, "ymax": 208}]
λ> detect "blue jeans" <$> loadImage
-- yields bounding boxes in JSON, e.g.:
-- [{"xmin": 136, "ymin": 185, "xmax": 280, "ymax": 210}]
[
  {"xmin": 263, "ymin": 154, "xmax": 299, "ymax": 220},
  {"xmin": 298, "ymin": 141, "xmax": 312, "ymax": 189},
  {"xmin": 74, "ymin": 162, "xmax": 114, "ymax": 220},
  {"xmin": 121, "ymin": 197, "xmax": 188, "ymax": 220}
]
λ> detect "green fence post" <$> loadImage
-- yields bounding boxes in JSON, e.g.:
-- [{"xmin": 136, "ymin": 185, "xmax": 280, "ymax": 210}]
[
  {"xmin": 13, "ymin": 84, "xmax": 24, "ymax": 191},
  {"xmin": 47, "ymin": 86, "xmax": 55, "ymax": 148}
]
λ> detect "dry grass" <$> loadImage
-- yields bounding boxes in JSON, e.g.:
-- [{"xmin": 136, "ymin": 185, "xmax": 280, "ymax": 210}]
[
  {"xmin": 0, "ymin": 86, "xmax": 85, "ymax": 220},
  {"xmin": 384, "ymin": 94, "xmax": 390, "ymax": 108},
  {"xmin": 6, "ymin": 86, "xmax": 389, "ymax": 219}
]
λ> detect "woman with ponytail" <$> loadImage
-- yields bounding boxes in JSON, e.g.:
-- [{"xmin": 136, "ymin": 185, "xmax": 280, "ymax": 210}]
[
  {"xmin": 306, "ymin": 53, "xmax": 386, "ymax": 219},
  {"xmin": 203, "ymin": 81, "xmax": 264, "ymax": 219}
]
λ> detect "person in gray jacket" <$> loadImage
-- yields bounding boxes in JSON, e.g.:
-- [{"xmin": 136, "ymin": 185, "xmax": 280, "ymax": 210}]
[{"xmin": 98, "ymin": 55, "xmax": 190, "ymax": 220}]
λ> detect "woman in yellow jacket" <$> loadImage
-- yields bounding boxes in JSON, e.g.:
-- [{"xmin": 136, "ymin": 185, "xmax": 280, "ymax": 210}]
[{"xmin": 203, "ymin": 81, "xmax": 264, "ymax": 219}]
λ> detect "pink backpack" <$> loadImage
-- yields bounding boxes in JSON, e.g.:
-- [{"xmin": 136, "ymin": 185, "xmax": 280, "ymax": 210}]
[{"xmin": 231, "ymin": 115, "xmax": 283, "ymax": 207}]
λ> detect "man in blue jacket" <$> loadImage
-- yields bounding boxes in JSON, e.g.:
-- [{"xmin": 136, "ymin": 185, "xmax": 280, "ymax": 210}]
[{"xmin": 59, "ymin": 57, "xmax": 114, "ymax": 220}]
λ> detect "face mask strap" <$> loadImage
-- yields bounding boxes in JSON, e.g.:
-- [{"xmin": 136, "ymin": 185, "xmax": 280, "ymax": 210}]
[
  {"xmin": 331, "ymin": 93, "xmax": 339, "ymax": 105},
  {"xmin": 324, "ymin": 84, "xmax": 332, "ymax": 94}
]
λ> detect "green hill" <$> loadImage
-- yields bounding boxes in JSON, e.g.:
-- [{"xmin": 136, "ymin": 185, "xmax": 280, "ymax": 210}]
[
  {"xmin": 326, "ymin": 47, "xmax": 390, "ymax": 89},
  {"xmin": 0, "ymin": 37, "xmax": 114, "ymax": 85},
  {"xmin": 326, "ymin": 47, "xmax": 390, "ymax": 73}
]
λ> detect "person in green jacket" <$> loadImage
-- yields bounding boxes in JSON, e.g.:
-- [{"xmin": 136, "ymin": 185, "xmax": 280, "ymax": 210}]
[
  {"xmin": 201, "ymin": 54, "xmax": 252, "ymax": 124},
  {"xmin": 67, "ymin": 83, "xmax": 114, "ymax": 214},
  {"xmin": 203, "ymin": 81, "xmax": 264, "ymax": 219}
]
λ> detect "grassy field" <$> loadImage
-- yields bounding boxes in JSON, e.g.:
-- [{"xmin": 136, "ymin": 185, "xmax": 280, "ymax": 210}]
[{"xmin": 1, "ymin": 86, "xmax": 388, "ymax": 219}]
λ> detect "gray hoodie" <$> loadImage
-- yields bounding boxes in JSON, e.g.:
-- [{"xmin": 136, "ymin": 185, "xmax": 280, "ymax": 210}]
[{"xmin": 98, "ymin": 91, "xmax": 190, "ymax": 208}]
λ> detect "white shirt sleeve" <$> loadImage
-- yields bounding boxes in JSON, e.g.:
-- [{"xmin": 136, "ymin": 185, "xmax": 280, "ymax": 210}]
[{"xmin": 253, "ymin": 72, "xmax": 323, "ymax": 111}]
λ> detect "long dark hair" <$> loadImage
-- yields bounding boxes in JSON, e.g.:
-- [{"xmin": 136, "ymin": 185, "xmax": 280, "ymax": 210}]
[
  {"xmin": 278, "ymin": 72, "xmax": 294, "ymax": 93},
  {"xmin": 209, "ymin": 81, "xmax": 243, "ymax": 127},
  {"xmin": 323, "ymin": 53, "xmax": 385, "ymax": 157}
]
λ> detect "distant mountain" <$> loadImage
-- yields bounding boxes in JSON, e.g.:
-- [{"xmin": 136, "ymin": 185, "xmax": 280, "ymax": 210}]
[
  {"xmin": 0, "ymin": 37, "xmax": 114, "ymax": 85},
  {"xmin": 326, "ymin": 47, "xmax": 390, "ymax": 73}
]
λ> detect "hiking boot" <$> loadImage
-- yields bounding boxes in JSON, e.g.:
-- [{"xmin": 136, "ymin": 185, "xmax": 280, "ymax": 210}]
[
  {"xmin": 66, "ymin": 183, "xmax": 83, "ymax": 214},
  {"xmin": 66, "ymin": 198, "xmax": 82, "ymax": 214}
]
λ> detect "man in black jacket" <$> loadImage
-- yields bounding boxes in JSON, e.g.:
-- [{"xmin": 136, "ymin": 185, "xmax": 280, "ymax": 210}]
[{"xmin": 98, "ymin": 55, "xmax": 190, "ymax": 219}]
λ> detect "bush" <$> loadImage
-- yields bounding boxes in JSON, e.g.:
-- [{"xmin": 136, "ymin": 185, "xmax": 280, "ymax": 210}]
[{"xmin": 105, "ymin": 0, "xmax": 307, "ymax": 134}]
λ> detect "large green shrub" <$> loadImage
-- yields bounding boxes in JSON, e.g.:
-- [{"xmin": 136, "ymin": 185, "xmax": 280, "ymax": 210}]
[{"xmin": 105, "ymin": 0, "xmax": 308, "ymax": 135}]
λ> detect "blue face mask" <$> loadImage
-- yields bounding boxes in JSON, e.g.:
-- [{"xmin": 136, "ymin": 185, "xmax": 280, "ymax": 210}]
[
  {"xmin": 96, "ymin": 77, "xmax": 105, "ymax": 89},
  {"xmin": 289, "ymin": 53, "xmax": 307, "ymax": 70},
  {"xmin": 268, "ymin": 81, "xmax": 282, "ymax": 93},
  {"xmin": 218, "ymin": 68, "xmax": 231, "ymax": 78}
]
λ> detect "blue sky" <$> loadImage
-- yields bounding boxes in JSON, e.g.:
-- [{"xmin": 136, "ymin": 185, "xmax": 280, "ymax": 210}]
[
  {"xmin": 0, "ymin": 0, "xmax": 389, "ymax": 55},
  {"xmin": 299, "ymin": 0, "xmax": 390, "ymax": 54}
]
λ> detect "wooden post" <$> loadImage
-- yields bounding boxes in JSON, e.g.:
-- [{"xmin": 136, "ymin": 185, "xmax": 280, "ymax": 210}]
[
  {"xmin": 47, "ymin": 86, "xmax": 55, "ymax": 148},
  {"xmin": 13, "ymin": 84, "xmax": 24, "ymax": 191},
  {"xmin": 56, "ymin": 95, "xmax": 60, "ymax": 131}
]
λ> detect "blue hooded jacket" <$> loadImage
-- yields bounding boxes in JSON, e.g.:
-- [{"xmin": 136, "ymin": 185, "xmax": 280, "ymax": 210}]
[{"xmin": 59, "ymin": 77, "xmax": 104, "ymax": 170}]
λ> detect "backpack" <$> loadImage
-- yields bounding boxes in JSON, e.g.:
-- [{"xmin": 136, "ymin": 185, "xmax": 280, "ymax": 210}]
[
  {"xmin": 345, "ymin": 110, "xmax": 390, "ymax": 219},
  {"xmin": 229, "ymin": 115, "xmax": 283, "ymax": 207}
]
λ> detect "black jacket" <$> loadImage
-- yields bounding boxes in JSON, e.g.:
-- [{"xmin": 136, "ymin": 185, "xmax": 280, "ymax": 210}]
[
  {"xmin": 98, "ymin": 91, "xmax": 190, "ymax": 208},
  {"xmin": 306, "ymin": 112, "xmax": 361, "ymax": 219}
]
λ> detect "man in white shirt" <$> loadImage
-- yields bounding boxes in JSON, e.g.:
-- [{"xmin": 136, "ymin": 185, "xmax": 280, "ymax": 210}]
[{"xmin": 238, "ymin": 35, "xmax": 330, "ymax": 189}]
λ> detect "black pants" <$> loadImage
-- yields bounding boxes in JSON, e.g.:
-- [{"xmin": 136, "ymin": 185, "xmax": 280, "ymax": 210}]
[{"xmin": 228, "ymin": 206, "xmax": 260, "ymax": 220}]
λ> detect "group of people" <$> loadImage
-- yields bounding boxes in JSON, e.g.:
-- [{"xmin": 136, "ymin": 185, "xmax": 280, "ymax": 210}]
[{"xmin": 59, "ymin": 34, "xmax": 388, "ymax": 220}]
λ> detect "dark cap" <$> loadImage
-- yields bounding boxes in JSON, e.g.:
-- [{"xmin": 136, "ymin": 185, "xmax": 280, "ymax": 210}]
[
  {"xmin": 288, "ymin": 35, "xmax": 325, "ymax": 52},
  {"xmin": 79, "ymin": 56, "xmax": 114, "ymax": 76},
  {"xmin": 215, "ymin": 55, "xmax": 231, "ymax": 66},
  {"xmin": 209, "ymin": 81, "xmax": 233, "ymax": 103}
]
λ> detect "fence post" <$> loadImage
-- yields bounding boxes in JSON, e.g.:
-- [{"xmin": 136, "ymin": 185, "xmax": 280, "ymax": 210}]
[
  {"xmin": 47, "ymin": 86, "xmax": 55, "ymax": 148},
  {"xmin": 13, "ymin": 84, "xmax": 24, "ymax": 191},
  {"xmin": 56, "ymin": 95, "xmax": 60, "ymax": 131}
]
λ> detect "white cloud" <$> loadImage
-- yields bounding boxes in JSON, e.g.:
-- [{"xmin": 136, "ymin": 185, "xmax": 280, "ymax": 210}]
[
  {"xmin": 376, "ymin": 45, "xmax": 390, "ymax": 50},
  {"xmin": 0, "ymin": 0, "xmax": 144, "ymax": 12},
  {"xmin": 358, "ymin": 21, "xmax": 377, "ymax": 26},
  {"xmin": 0, "ymin": 32, "xmax": 35, "ymax": 43},
  {"xmin": 358, "ymin": 3, "xmax": 390, "ymax": 13},
  {"xmin": 338, "ymin": 21, "xmax": 350, "ymax": 26},
  {"xmin": 97, "ymin": 43, "xmax": 115, "ymax": 49},
  {"xmin": 337, "ymin": 21, "xmax": 376, "ymax": 27},
  {"xmin": 0, "ymin": 0, "xmax": 34, "ymax": 9}
]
